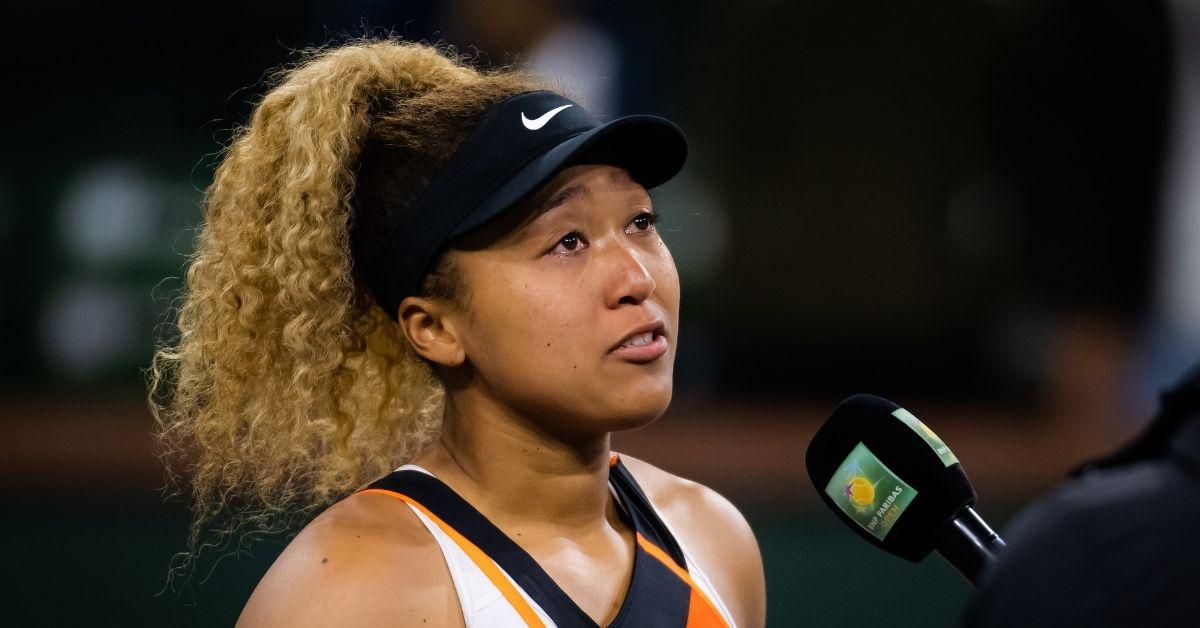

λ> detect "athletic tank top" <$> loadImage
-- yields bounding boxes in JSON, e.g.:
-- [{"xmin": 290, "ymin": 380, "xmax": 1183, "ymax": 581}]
[{"xmin": 357, "ymin": 452, "xmax": 737, "ymax": 628}]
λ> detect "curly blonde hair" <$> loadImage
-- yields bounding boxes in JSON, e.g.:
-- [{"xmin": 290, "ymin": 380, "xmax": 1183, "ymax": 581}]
[{"xmin": 148, "ymin": 39, "xmax": 550, "ymax": 580}]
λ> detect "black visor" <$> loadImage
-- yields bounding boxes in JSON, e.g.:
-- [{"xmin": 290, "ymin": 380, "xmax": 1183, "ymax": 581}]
[{"xmin": 373, "ymin": 90, "xmax": 688, "ymax": 318}]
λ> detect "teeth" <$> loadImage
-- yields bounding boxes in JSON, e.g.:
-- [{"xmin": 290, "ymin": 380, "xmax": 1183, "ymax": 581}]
[{"xmin": 622, "ymin": 331, "xmax": 654, "ymax": 348}]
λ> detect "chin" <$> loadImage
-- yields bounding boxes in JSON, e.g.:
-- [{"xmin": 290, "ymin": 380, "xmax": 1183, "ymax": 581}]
[
  {"xmin": 519, "ymin": 382, "xmax": 670, "ymax": 440},
  {"xmin": 606, "ymin": 409, "xmax": 667, "ymax": 434},
  {"xmin": 605, "ymin": 383, "xmax": 673, "ymax": 432}
]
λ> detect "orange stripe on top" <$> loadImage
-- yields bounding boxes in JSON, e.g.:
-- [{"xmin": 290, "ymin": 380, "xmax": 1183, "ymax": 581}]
[
  {"xmin": 358, "ymin": 488, "xmax": 545, "ymax": 628},
  {"xmin": 636, "ymin": 533, "xmax": 731, "ymax": 628}
]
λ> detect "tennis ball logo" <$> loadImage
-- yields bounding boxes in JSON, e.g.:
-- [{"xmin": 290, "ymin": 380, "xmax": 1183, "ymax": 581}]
[{"xmin": 844, "ymin": 475, "xmax": 877, "ymax": 511}]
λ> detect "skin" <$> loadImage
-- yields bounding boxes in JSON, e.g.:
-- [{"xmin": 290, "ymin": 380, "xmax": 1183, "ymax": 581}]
[{"xmin": 238, "ymin": 164, "xmax": 767, "ymax": 627}]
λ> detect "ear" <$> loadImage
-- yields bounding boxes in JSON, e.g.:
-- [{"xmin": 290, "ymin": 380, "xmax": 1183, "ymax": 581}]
[{"xmin": 397, "ymin": 296, "xmax": 466, "ymax": 367}]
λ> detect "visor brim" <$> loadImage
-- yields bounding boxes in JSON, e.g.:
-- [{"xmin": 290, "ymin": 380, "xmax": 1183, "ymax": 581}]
[{"xmin": 450, "ymin": 115, "xmax": 688, "ymax": 238}]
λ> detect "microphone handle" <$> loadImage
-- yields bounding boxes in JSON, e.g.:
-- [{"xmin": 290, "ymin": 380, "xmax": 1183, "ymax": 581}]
[{"xmin": 933, "ymin": 506, "xmax": 1006, "ymax": 586}]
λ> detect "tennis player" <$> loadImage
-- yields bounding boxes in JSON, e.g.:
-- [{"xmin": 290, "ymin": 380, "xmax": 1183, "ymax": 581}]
[{"xmin": 151, "ymin": 39, "xmax": 765, "ymax": 627}]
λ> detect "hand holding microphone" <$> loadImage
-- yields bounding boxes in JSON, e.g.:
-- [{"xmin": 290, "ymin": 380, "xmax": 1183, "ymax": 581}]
[{"xmin": 805, "ymin": 394, "xmax": 1005, "ymax": 585}]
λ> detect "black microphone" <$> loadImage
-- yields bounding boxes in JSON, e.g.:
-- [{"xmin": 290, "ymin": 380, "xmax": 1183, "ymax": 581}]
[{"xmin": 804, "ymin": 394, "xmax": 1005, "ymax": 585}]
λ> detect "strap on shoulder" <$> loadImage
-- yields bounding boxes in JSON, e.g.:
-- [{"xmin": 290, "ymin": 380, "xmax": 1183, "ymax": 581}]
[{"xmin": 607, "ymin": 456, "xmax": 689, "ymax": 570}]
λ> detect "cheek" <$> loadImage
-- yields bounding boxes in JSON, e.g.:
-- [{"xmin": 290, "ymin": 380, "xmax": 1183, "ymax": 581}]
[
  {"xmin": 652, "ymin": 245, "xmax": 682, "ymax": 313},
  {"xmin": 466, "ymin": 272, "xmax": 591, "ymax": 375}
]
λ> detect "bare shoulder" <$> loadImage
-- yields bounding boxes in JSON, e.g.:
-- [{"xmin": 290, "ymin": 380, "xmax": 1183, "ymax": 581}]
[
  {"xmin": 237, "ymin": 491, "xmax": 462, "ymax": 628},
  {"xmin": 617, "ymin": 453, "xmax": 767, "ymax": 628}
]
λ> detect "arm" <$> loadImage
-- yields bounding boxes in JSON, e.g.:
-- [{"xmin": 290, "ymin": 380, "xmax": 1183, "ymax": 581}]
[{"xmin": 237, "ymin": 493, "xmax": 462, "ymax": 627}]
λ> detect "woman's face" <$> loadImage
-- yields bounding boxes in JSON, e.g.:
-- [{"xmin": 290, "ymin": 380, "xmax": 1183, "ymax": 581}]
[{"xmin": 447, "ymin": 164, "xmax": 680, "ymax": 439}]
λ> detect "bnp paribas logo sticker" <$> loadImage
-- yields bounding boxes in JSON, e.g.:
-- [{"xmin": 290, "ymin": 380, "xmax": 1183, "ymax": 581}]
[
  {"xmin": 892, "ymin": 408, "xmax": 959, "ymax": 467},
  {"xmin": 824, "ymin": 442, "xmax": 918, "ymax": 541}
]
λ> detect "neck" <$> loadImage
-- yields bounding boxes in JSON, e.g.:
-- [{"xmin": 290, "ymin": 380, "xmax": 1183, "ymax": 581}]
[{"xmin": 413, "ymin": 386, "xmax": 616, "ymax": 533}]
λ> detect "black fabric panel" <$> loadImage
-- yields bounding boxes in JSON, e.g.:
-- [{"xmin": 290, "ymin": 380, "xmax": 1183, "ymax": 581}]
[{"xmin": 608, "ymin": 544, "xmax": 692, "ymax": 628}]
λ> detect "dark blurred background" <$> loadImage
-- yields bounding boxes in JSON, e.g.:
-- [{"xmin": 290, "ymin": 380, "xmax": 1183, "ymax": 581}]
[{"xmin": 3, "ymin": 0, "xmax": 1199, "ymax": 625}]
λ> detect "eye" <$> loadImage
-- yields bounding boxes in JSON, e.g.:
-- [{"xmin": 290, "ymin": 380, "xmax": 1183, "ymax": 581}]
[
  {"xmin": 626, "ymin": 211, "xmax": 660, "ymax": 234},
  {"xmin": 549, "ymin": 230, "xmax": 588, "ymax": 257}
]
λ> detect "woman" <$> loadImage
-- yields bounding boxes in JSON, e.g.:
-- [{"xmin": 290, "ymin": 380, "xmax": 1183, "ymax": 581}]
[{"xmin": 151, "ymin": 39, "xmax": 766, "ymax": 627}]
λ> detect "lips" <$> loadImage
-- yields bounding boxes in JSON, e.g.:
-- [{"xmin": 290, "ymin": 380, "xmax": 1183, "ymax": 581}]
[
  {"xmin": 610, "ymin": 321, "xmax": 666, "ymax": 351},
  {"xmin": 610, "ymin": 320, "xmax": 669, "ymax": 363},
  {"xmin": 620, "ymin": 331, "xmax": 656, "ymax": 348}
]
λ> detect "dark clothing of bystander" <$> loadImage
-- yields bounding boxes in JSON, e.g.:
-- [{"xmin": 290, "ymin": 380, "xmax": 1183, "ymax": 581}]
[{"xmin": 964, "ymin": 364, "xmax": 1200, "ymax": 627}]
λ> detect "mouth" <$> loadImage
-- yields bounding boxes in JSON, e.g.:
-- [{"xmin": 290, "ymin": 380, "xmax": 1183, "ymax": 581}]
[{"xmin": 610, "ymin": 321, "xmax": 669, "ymax": 363}]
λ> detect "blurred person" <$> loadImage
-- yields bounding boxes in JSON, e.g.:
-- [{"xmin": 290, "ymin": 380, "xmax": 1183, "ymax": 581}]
[
  {"xmin": 447, "ymin": 0, "xmax": 621, "ymax": 116},
  {"xmin": 1004, "ymin": 0, "xmax": 1172, "ymax": 435},
  {"xmin": 962, "ymin": 361, "xmax": 1200, "ymax": 626},
  {"xmin": 1146, "ymin": 0, "xmax": 1200, "ymax": 396},
  {"xmin": 149, "ymin": 39, "xmax": 765, "ymax": 627},
  {"xmin": 961, "ymin": 7, "xmax": 1200, "ymax": 624}
]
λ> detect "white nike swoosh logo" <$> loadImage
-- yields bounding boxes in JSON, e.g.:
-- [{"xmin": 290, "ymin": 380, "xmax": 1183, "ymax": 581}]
[{"xmin": 521, "ymin": 104, "xmax": 573, "ymax": 130}]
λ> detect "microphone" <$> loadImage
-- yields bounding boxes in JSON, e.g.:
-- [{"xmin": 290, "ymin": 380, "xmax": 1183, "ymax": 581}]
[{"xmin": 804, "ymin": 394, "xmax": 1005, "ymax": 585}]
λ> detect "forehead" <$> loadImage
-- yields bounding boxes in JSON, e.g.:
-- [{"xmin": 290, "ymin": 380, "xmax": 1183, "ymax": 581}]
[
  {"xmin": 524, "ymin": 165, "xmax": 645, "ymax": 216},
  {"xmin": 452, "ymin": 165, "xmax": 648, "ymax": 250},
  {"xmin": 541, "ymin": 163, "xmax": 636, "ymax": 192}
]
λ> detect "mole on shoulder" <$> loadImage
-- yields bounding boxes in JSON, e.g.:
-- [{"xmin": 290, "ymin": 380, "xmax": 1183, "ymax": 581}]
[{"xmin": 321, "ymin": 557, "xmax": 328, "ymax": 564}]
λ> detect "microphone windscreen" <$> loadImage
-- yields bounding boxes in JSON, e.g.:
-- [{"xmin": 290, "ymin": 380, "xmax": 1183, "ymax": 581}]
[{"xmin": 805, "ymin": 394, "xmax": 976, "ymax": 562}]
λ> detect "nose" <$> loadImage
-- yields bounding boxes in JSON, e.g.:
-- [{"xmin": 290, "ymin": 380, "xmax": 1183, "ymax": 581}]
[{"xmin": 604, "ymin": 242, "xmax": 657, "ymax": 308}]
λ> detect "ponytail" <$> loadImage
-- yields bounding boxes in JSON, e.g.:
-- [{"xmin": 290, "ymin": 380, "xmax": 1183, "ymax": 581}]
[{"xmin": 148, "ymin": 40, "xmax": 541, "ymax": 584}]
